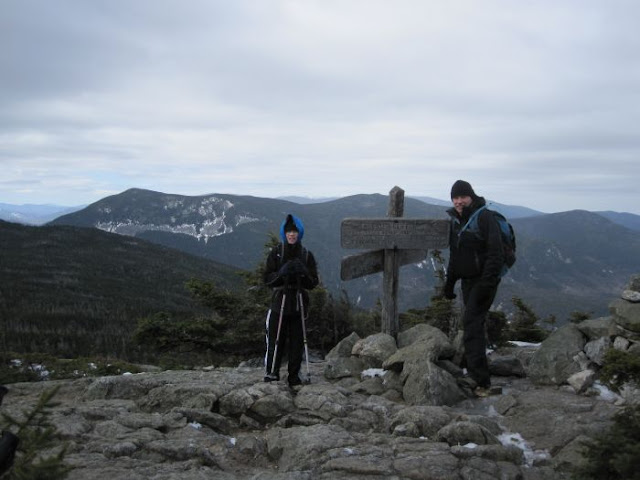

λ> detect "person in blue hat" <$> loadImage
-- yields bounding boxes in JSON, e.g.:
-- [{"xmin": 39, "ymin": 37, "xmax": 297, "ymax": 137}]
[{"xmin": 263, "ymin": 214, "xmax": 319, "ymax": 386}]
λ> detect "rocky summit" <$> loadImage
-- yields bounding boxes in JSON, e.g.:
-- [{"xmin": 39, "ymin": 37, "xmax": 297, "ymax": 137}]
[{"xmin": 2, "ymin": 275, "xmax": 639, "ymax": 480}]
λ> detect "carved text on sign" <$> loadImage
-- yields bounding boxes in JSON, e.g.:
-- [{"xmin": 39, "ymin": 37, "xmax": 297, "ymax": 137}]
[{"xmin": 341, "ymin": 218, "xmax": 449, "ymax": 250}]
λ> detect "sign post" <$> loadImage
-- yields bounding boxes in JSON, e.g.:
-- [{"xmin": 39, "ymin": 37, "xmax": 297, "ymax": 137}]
[{"xmin": 340, "ymin": 186, "xmax": 449, "ymax": 338}]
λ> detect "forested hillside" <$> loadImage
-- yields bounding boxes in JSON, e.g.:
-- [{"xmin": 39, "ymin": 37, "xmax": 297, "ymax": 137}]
[{"xmin": 0, "ymin": 220, "xmax": 242, "ymax": 360}]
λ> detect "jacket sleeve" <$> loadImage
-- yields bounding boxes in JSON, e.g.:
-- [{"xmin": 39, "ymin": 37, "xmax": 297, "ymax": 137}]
[
  {"xmin": 445, "ymin": 219, "xmax": 458, "ymax": 285},
  {"xmin": 300, "ymin": 251, "xmax": 319, "ymax": 290},
  {"xmin": 263, "ymin": 246, "xmax": 284, "ymax": 287},
  {"xmin": 479, "ymin": 210, "xmax": 504, "ymax": 284}
]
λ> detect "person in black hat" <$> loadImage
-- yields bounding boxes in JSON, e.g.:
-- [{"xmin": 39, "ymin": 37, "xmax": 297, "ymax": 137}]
[
  {"xmin": 263, "ymin": 214, "xmax": 319, "ymax": 386},
  {"xmin": 444, "ymin": 180, "xmax": 504, "ymax": 397}
]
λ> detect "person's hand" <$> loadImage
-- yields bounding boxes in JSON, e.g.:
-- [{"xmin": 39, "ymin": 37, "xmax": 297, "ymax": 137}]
[
  {"xmin": 288, "ymin": 258, "xmax": 308, "ymax": 277},
  {"xmin": 443, "ymin": 280, "xmax": 456, "ymax": 300},
  {"xmin": 278, "ymin": 261, "xmax": 292, "ymax": 277}
]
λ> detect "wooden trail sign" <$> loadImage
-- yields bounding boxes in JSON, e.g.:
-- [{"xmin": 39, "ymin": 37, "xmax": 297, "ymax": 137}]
[
  {"xmin": 340, "ymin": 186, "xmax": 449, "ymax": 338},
  {"xmin": 341, "ymin": 218, "xmax": 449, "ymax": 250}
]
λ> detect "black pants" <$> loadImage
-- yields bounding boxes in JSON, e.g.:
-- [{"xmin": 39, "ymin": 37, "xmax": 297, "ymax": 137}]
[
  {"xmin": 461, "ymin": 278, "xmax": 498, "ymax": 388},
  {"xmin": 265, "ymin": 308, "xmax": 304, "ymax": 381}
]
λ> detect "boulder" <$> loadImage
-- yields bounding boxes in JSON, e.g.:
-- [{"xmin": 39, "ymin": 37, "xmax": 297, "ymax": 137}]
[
  {"xmin": 293, "ymin": 384, "xmax": 350, "ymax": 420},
  {"xmin": 610, "ymin": 298, "xmax": 640, "ymax": 334},
  {"xmin": 613, "ymin": 336, "xmax": 630, "ymax": 351},
  {"xmin": 324, "ymin": 356, "xmax": 365, "ymax": 380},
  {"xmin": 265, "ymin": 424, "xmax": 355, "ymax": 471},
  {"xmin": 397, "ymin": 323, "xmax": 442, "ymax": 349},
  {"xmin": 389, "ymin": 406, "xmax": 452, "ymax": 438},
  {"xmin": 351, "ymin": 333, "xmax": 397, "ymax": 368},
  {"xmin": 383, "ymin": 327, "xmax": 455, "ymax": 371},
  {"xmin": 489, "ymin": 355, "xmax": 526, "ymax": 377},
  {"xmin": 622, "ymin": 290, "xmax": 640, "ymax": 302},
  {"xmin": 402, "ymin": 359, "xmax": 465, "ymax": 406},
  {"xmin": 391, "ymin": 440, "xmax": 460, "ymax": 479},
  {"xmin": 575, "ymin": 316, "xmax": 617, "ymax": 341},
  {"xmin": 436, "ymin": 421, "xmax": 500, "ymax": 446},
  {"xmin": 552, "ymin": 435, "xmax": 594, "ymax": 473},
  {"xmin": 527, "ymin": 324, "xmax": 586, "ymax": 385},
  {"xmin": 326, "ymin": 332, "xmax": 360, "ymax": 360},
  {"xmin": 584, "ymin": 337, "xmax": 612, "ymax": 366},
  {"xmin": 567, "ymin": 370, "xmax": 596, "ymax": 394},
  {"xmin": 628, "ymin": 274, "xmax": 640, "ymax": 292},
  {"xmin": 584, "ymin": 337, "xmax": 613, "ymax": 366}
]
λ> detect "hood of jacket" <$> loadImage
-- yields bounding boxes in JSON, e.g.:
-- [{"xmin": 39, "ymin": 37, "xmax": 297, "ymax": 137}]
[{"xmin": 280, "ymin": 214, "xmax": 305, "ymax": 243}]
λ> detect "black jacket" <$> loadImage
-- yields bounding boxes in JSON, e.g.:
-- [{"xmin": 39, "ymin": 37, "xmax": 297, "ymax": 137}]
[
  {"xmin": 446, "ymin": 197, "xmax": 504, "ymax": 286},
  {"xmin": 263, "ymin": 242, "xmax": 319, "ymax": 315}
]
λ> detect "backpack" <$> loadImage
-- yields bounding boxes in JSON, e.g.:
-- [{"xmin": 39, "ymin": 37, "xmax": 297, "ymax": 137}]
[{"xmin": 459, "ymin": 206, "xmax": 516, "ymax": 276}]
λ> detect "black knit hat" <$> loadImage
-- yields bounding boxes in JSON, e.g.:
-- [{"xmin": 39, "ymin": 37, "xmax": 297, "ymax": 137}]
[
  {"xmin": 284, "ymin": 215, "xmax": 299, "ymax": 232},
  {"xmin": 450, "ymin": 180, "xmax": 476, "ymax": 199}
]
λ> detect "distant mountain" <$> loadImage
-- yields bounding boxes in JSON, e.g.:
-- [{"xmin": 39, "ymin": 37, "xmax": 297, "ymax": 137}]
[
  {"xmin": 277, "ymin": 196, "xmax": 339, "ymax": 204},
  {"xmin": 505, "ymin": 210, "xmax": 640, "ymax": 316},
  {"xmin": 411, "ymin": 196, "xmax": 545, "ymax": 219},
  {"xmin": 0, "ymin": 203, "xmax": 84, "ymax": 225},
  {"xmin": 596, "ymin": 211, "xmax": 640, "ymax": 232},
  {"xmin": 50, "ymin": 188, "xmax": 448, "ymax": 312},
  {"xmin": 50, "ymin": 188, "xmax": 640, "ymax": 321},
  {"xmin": 281, "ymin": 195, "xmax": 546, "ymax": 219},
  {"xmin": 0, "ymin": 219, "xmax": 242, "ymax": 359},
  {"xmin": 410, "ymin": 196, "xmax": 451, "ymax": 207}
]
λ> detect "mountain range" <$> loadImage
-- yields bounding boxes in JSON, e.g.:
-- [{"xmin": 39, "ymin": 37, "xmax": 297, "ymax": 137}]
[
  {"xmin": 0, "ymin": 203, "xmax": 84, "ymax": 225},
  {"xmin": 48, "ymin": 188, "xmax": 640, "ymax": 321}
]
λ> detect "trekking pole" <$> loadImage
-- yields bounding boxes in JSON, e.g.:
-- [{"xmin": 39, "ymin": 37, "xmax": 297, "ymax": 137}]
[
  {"xmin": 270, "ymin": 290, "xmax": 287, "ymax": 377},
  {"xmin": 298, "ymin": 289, "xmax": 311, "ymax": 384}
]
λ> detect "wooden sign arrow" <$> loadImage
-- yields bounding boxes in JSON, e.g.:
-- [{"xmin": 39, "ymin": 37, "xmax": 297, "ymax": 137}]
[{"xmin": 340, "ymin": 249, "xmax": 429, "ymax": 281}]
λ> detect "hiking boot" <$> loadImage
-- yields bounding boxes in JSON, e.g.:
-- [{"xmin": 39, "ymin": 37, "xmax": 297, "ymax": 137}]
[
  {"xmin": 474, "ymin": 386, "xmax": 491, "ymax": 398},
  {"xmin": 263, "ymin": 373, "xmax": 279, "ymax": 382},
  {"xmin": 288, "ymin": 375, "xmax": 302, "ymax": 387}
]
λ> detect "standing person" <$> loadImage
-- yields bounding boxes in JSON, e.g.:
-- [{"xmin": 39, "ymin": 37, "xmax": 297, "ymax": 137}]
[
  {"xmin": 263, "ymin": 214, "xmax": 319, "ymax": 386},
  {"xmin": 443, "ymin": 180, "xmax": 504, "ymax": 397}
]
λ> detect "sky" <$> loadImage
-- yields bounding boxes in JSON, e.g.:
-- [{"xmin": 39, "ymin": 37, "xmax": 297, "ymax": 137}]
[{"xmin": 2, "ymin": 0, "xmax": 640, "ymax": 214}]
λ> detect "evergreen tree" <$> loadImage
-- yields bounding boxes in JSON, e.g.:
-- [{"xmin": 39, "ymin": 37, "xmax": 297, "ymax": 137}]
[
  {"xmin": 507, "ymin": 297, "xmax": 549, "ymax": 343},
  {"xmin": 0, "ymin": 386, "xmax": 71, "ymax": 480}
]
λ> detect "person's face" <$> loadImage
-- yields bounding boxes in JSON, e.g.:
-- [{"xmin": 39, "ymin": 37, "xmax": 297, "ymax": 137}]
[
  {"xmin": 285, "ymin": 230, "xmax": 299, "ymax": 244},
  {"xmin": 452, "ymin": 195, "xmax": 472, "ymax": 214}
]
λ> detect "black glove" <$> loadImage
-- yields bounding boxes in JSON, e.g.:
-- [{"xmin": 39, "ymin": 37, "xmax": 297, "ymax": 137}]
[
  {"xmin": 278, "ymin": 261, "xmax": 293, "ymax": 277},
  {"xmin": 288, "ymin": 258, "xmax": 308, "ymax": 277},
  {"xmin": 278, "ymin": 259, "xmax": 308, "ymax": 278},
  {"xmin": 443, "ymin": 280, "xmax": 456, "ymax": 300}
]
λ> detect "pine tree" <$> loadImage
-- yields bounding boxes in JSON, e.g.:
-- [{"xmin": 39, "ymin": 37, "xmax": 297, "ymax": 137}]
[{"xmin": 1, "ymin": 386, "xmax": 71, "ymax": 479}]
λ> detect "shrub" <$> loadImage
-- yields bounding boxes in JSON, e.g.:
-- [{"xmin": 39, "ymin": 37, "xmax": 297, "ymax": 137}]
[
  {"xmin": 0, "ymin": 352, "xmax": 142, "ymax": 384},
  {"xmin": 599, "ymin": 349, "xmax": 640, "ymax": 393},
  {"xmin": 506, "ymin": 296, "xmax": 549, "ymax": 343},
  {"xmin": 573, "ymin": 404, "xmax": 640, "ymax": 480}
]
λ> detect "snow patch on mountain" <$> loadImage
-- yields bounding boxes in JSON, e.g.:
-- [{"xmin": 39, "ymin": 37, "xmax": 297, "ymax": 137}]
[
  {"xmin": 235, "ymin": 215, "xmax": 260, "ymax": 227},
  {"xmin": 96, "ymin": 218, "xmax": 233, "ymax": 241},
  {"xmin": 93, "ymin": 197, "xmax": 256, "ymax": 242}
]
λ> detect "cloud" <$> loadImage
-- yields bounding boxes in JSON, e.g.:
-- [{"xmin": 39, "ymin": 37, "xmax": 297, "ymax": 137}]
[{"xmin": 1, "ymin": 0, "xmax": 639, "ymax": 214}]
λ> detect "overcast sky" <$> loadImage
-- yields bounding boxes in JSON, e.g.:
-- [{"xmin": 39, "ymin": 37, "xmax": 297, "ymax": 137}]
[{"xmin": 2, "ymin": 0, "xmax": 639, "ymax": 214}]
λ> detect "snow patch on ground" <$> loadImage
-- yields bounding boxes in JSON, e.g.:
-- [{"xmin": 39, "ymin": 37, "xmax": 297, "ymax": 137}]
[{"xmin": 499, "ymin": 432, "xmax": 550, "ymax": 467}]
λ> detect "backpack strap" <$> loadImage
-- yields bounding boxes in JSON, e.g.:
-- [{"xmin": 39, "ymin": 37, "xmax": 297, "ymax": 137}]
[
  {"xmin": 276, "ymin": 243, "xmax": 309, "ymax": 268},
  {"xmin": 458, "ymin": 205, "xmax": 487, "ymax": 237}
]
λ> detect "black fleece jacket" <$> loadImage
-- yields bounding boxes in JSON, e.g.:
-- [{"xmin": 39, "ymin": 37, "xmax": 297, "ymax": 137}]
[
  {"xmin": 263, "ymin": 242, "xmax": 319, "ymax": 314},
  {"xmin": 446, "ymin": 197, "xmax": 504, "ymax": 286}
]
